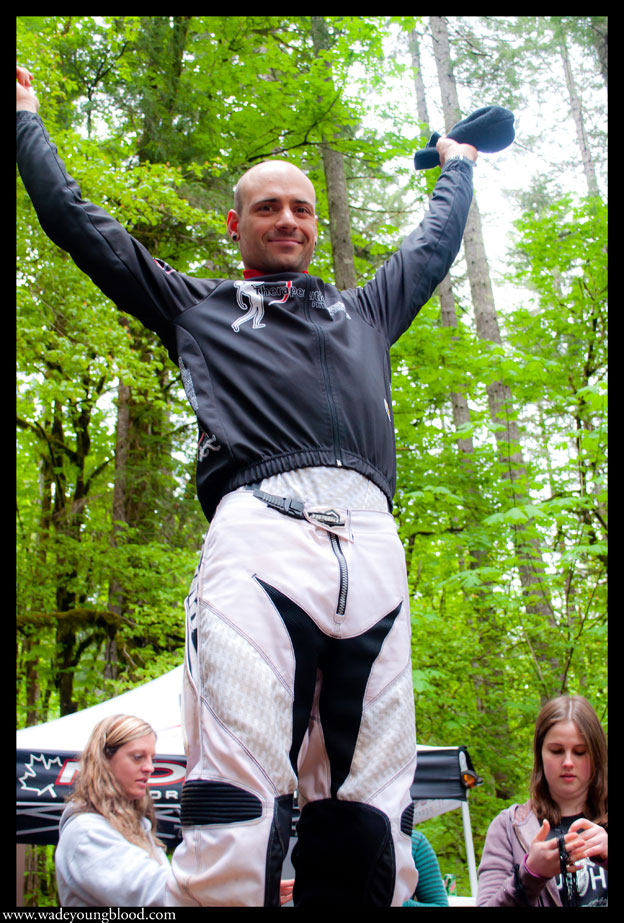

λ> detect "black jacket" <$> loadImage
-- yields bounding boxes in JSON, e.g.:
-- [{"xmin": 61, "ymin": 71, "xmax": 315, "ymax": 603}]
[{"xmin": 17, "ymin": 111, "xmax": 473, "ymax": 522}]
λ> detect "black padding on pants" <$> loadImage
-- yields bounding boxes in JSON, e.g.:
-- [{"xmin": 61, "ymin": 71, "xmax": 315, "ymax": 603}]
[
  {"xmin": 255, "ymin": 577, "xmax": 401, "ymax": 794},
  {"xmin": 255, "ymin": 578, "xmax": 322, "ymax": 775},
  {"xmin": 292, "ymin": 799, "xmax": 396, "ymax": 906},
  {"xmin": 264, "ymin": 794, "xmax": 294, "ymax": 907},
  {"xmin": 401, "ymin": 801, "xmax": 415, "ymax": 836},
  {"xmin": 318, "ymin": 602, "xmax": 401, "ymax": 795},
  {"xmin": 180, "ymin": 779, "xmax": 263, "ymax": 826}
]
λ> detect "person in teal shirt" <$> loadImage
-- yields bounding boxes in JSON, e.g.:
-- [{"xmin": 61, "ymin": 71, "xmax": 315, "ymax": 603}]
[{"xmin": 403, "ymin": 830, "xmax": 449, "ymax": 907}]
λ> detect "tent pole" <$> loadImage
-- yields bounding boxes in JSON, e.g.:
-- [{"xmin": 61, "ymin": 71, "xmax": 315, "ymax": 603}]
[{"xmin": 461, "ymin": 799, "xmax": 478, "ymax": 898}]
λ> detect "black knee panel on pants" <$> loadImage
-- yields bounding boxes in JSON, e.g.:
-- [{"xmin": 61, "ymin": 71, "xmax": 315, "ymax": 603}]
[
  {"xmin": 180, "ymin": 779, "xmax": 263, "ymax": 826},
  {"xmin": 292, "ymin": 799, "xmax": 396, "ymax": 906},
  {"xmin": 264, "ymin": 794, "xmax": 294, "ymax": 907}
]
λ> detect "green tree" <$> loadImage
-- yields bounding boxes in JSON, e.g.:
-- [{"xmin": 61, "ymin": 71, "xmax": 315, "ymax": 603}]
[{"xmin": 16, "ymin": 15, "xmax": 607, "ymax": 904}]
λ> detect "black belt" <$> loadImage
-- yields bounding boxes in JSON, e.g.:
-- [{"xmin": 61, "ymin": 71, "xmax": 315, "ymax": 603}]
[{"xmin": 250, "ymin": 488, "xmax": 345, "ymax": 527}]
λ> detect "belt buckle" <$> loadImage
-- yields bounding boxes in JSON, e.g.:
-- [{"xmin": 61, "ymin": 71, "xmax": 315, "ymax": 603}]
[
  {"xmin": 306, "ymin": 508, "xmax": 345, "ymax": 527},
  {"xmin": 252, "ymin": 489, "xmax": 305, "ymax": 520},
  {"xmin": 283, "ymin": 497, "xmax": 305, "ymax": 518}
]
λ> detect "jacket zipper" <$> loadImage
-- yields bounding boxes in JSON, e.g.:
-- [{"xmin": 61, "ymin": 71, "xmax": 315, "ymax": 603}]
[
  {"xmin": 329, "ymin": 532, "xmax": 348, "ymax": 618},
  {"xmin": 304, "ymin": 277, "xmax": 343, "ymax": 466}
]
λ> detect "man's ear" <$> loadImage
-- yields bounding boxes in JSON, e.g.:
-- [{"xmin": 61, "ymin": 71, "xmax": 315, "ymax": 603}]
[{"xmin": 227, "ymin": 209, "xmax": 240, "ymax": 240}]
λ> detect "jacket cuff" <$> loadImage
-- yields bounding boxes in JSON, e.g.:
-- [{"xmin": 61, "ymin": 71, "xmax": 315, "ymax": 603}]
[
  {"xmin": 440, "ymin": 156, "xmax": 474, "ymax": 177},
  {"xmin": 517, "ymin": 862, "xmax": 549, "ymax": 903},
  {"xmin": 16, "ymin": 109, "xmax": 39, "ymax": 123}
]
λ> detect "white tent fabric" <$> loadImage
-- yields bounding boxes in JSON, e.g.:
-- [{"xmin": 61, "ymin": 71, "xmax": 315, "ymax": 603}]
[{"xmin": 16, "ymin": 665, "xmax": 185, "ymax": 755}]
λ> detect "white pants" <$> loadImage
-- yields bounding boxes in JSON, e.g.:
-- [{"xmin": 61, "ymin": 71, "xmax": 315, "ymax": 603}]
[{"xmin": 166, "ymin": 490, "xmax": 418, "ymax": 906}]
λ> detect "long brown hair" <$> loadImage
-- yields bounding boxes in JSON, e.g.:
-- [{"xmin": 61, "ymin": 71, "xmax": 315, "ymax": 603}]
[
  {"xmin": 530, "ymin": 695, "xmax": 608, "ymax": 828},
  {"xmin": 68, "ymin": 714, "xmax": 163, "ymax": 853}
]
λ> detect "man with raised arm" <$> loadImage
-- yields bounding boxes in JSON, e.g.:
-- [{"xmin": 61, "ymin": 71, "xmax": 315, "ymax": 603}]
[{"xmin": 17, "ymin": 65, "xmax": 476, "ymax": 907}]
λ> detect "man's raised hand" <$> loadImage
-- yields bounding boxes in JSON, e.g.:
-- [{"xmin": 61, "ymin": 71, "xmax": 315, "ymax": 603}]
[{"xmin": 17, "ymin": 66, "xmax": 39, "ymax": 113}]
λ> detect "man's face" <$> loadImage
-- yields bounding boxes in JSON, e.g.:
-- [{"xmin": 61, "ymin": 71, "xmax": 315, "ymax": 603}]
[{"xmin": 227, "ymin": 162, "xmax": 318, "ymax": 274}]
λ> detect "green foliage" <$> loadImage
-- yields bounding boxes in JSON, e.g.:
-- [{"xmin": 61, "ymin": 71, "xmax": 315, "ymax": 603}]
[{"xmin": 17, "ymin": 15, "xmax": 607, "ymax": 904}]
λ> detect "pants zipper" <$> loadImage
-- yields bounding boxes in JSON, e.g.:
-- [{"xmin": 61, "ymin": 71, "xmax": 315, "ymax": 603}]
[{"xmin": 329, "ymin": 532, "xmax": 348, "ymax": 618}]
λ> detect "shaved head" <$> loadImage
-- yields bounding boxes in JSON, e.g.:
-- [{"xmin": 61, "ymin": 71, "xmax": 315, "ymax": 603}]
[
  {"xmin": 234, "ymin": 160, "xmax": 316, "ymax": 215},
  {"xmin": 227, "ymin": 159, "xmax": 318, "ymax": 274}
]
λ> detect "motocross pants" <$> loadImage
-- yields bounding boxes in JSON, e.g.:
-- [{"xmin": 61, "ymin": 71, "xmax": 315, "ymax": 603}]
[{"xmin": 166, "ymin": 488, "xmax": 418, "ymax": 906}]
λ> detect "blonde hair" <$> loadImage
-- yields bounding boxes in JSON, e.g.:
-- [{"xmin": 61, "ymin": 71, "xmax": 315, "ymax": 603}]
[
  {"xmin": 530, "ymin": 695, "xmax": 608, "ymax": 828},
  {"xmin": 69, "ymin": 714, "xmax": 163, "ymax": 853}
]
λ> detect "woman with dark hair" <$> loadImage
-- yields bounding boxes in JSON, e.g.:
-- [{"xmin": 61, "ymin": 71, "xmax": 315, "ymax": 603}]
[
  {"xmin": 55, "ymin": 714, "xmax": 170, "ymax": 906},
  {"xmin": 477, "ymin": 695, "xmax": 608, "ymax": 907}
]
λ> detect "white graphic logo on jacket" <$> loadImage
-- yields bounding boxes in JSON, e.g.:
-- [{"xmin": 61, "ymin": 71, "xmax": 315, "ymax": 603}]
[
  {"xmin": 198, "ymin": 430, "xmax": 222, "ymax": 461},
  {"xmin": 231, "ymin": 280, "xmax": 293, "ymax": 332}
]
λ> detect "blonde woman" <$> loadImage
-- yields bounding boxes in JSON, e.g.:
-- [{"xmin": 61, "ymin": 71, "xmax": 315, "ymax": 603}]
[
  {"xmin": 55, "ymin": 714, "xmax": 170, "ymax": 906},
  {"xmin": 54, "ymin": 712, "xmax": 295, "ymax": 906}
]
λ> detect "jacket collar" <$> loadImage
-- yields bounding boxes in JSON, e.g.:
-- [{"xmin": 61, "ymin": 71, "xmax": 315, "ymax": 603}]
[{"xmin": 243, "ymin": 268, "xmax": 308, "ymax": 279}]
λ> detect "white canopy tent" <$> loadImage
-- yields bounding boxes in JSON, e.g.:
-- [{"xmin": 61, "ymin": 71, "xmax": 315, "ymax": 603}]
[{"xmin": 16, "ymin": 665, "xmax": 186, "ymax": 755}]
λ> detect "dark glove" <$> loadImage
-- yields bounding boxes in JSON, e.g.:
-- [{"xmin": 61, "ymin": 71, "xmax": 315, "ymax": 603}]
[{"xmin": 414, "ymin": 105, "xmax": 515, "ymax": 170}]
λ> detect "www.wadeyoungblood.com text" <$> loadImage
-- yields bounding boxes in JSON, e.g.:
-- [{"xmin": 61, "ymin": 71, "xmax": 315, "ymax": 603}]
[{"xmin": 5, "ymin": 911, "xmax": 175, "ymax": 922}]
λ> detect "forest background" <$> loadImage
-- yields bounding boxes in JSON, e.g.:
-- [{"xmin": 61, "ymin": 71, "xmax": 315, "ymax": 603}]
[{"xmin": 16, "ymin": 15, "xmax": 607, "ymax": 904}]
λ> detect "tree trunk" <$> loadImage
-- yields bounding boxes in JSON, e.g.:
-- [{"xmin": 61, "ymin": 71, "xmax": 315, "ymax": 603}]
[
  {"xmin": 310, "ymin": 17, "xmax": 357, "ymax": 290},
  {"xmin": 321, "ymin": 143, "xmax": 357, "ymax": 289},
  {"xmin": 430, "ymin": 19, "xmax": 561, "ymax": 698},
  {"xmin": 590, "ymin": 18, "xmax": 608, "ymax": 89},
  {"xmin": 410, "ymin": 28, "xmax": 517, "ymax": 793},
  {"xmin": 106, "ymin": 380, "xmax": 131, "ymax": 679},
  {"xmin": 429, "ymin": 16, "xmax": 561, "ymax": 775},
  {"xmin": 558, "ymin": 31, "xmax": 601, "ymax": 198},
  {"xmin": 429, "ymin": 17, "xmax": 556, "ymax": 642},
  {"xmin": 409, "ymin": 29, "xmax": 474, "ymax": 454}
]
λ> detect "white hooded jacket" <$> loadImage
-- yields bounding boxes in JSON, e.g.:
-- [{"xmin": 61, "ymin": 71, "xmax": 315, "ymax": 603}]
[{"xmin": 55, "ymin": 803, "xmax": 170, "ymax": 907}]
